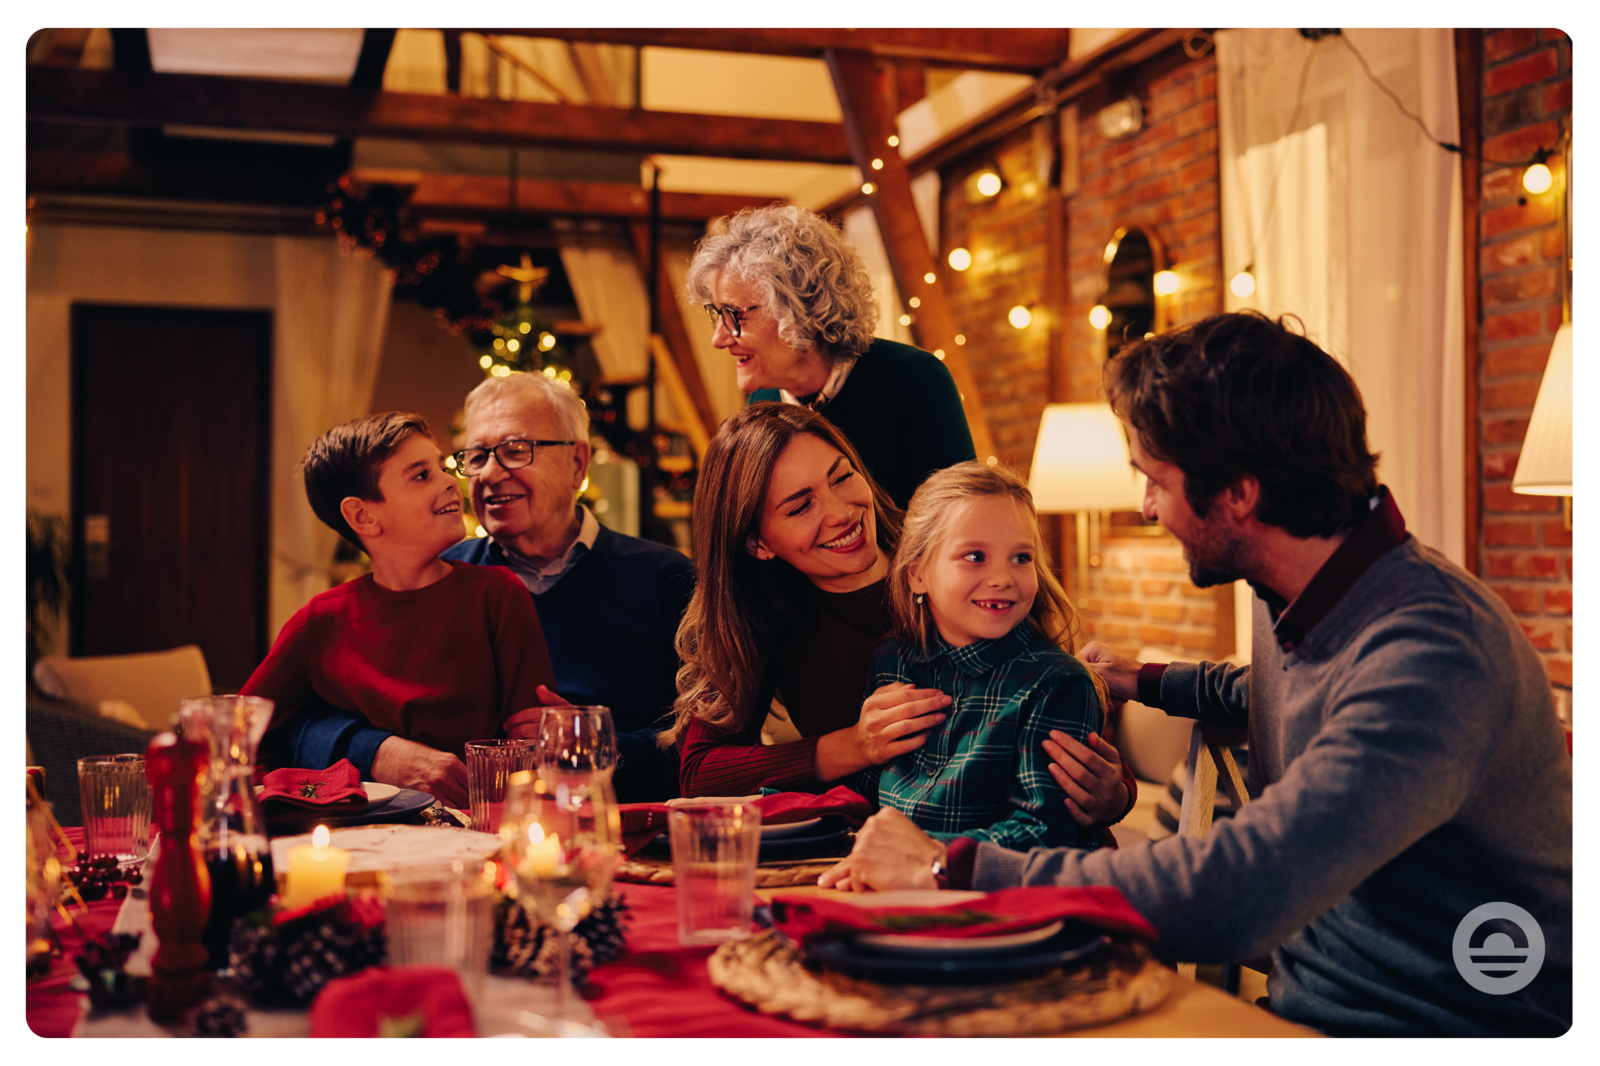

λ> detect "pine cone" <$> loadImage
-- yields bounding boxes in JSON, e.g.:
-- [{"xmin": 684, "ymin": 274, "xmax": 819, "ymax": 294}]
[
  {"xmin": 191, "ymin": 993, "xmax": 249, "ymax": 1037},
  {"xmin": 574, "ymin": 894, "xmax": 631, "ymax": 966}
]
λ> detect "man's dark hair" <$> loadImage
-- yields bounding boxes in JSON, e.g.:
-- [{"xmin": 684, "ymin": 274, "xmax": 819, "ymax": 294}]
[
  {"xmin": 1104, "ymin": 312, "xmax": 1379, "ymax": 538},
  {"xmin": 301, "ymin": 411, "xmax": 432, "ymax": 548}
]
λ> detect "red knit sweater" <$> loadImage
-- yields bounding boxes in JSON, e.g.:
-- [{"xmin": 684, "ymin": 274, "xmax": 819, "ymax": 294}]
[{"xmin": 244, "ymin": 563, "xmax": 555, "ymax": 762}]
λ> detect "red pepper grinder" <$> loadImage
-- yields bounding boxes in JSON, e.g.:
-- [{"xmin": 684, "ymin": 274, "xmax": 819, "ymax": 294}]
[{"xmin": 145, "ymin": 731, "xmax": 213, "ymax": 1023}]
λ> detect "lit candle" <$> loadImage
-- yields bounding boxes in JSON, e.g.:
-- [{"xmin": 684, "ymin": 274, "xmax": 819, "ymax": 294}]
[
  {"xmin": 517, "ymin": 823, "xmax": 562, "ymax": 880},
  {"xmin": 281, "ymin": 825, "xmax": 349, "ymax": 910}
]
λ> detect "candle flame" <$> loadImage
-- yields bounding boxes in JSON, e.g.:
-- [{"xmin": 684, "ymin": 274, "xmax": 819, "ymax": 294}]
[
  {"xmin": 527, "ymin": 823, "xmax": 545, "ymax": 844},
  {"xmin": 312, "ymin": 825, "xmax": 330, "ymax": 848}
]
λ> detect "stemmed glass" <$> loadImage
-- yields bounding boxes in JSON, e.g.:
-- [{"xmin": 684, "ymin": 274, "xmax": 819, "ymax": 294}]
[
  {"xmin": 498, "ymin": 769, "xmax": 619, "ymax": 1030},
  {"xmin": 537, "ymin": 706, "xmax": 617, "ymax": 795}
]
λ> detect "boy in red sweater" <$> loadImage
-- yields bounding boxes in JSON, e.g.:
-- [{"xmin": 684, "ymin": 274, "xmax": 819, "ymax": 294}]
[{"xmin": 245, "ymin": 412, "xmax": 555, "ymax": 807}]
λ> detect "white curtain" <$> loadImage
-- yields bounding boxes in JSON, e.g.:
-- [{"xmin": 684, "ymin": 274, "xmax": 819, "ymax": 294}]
[
  {"xmin": 1217, "ymin": 29, "xmax": 1465, "ymax": 565},
  {"xmin": 270, "ymin": 237, "xmax": 393, "ymax": 636}
]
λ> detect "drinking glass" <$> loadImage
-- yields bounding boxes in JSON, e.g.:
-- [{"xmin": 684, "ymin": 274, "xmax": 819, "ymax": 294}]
[
  {"xmin": 385, "ymin": 862, "xmax": 498, "ymax": 1007},
  {"xmin": 77, "ymin": 754, "xmax": 152, "ymax": 867},
  {"xmin": 499, "ymin": 769, "xmax": 620, "ymax": 1025},
  {"xmin": 537, "ymin": 706, "xmax": 617, "ymax": 795},
  {"xmin": 465, "ymin": 739, "xmax": 538, "ymax": 832},
  {"xmin": 668, "ymin": 804, "xmax": 762, "ymax": 946}
]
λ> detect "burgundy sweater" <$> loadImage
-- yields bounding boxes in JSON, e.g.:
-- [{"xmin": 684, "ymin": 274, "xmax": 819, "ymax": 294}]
[{"xmin": 245, "ymin": 562, "xmax": 555, "ymax": 764}]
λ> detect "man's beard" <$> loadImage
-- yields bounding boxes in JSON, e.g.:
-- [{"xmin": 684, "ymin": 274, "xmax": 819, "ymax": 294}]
[{"xmin": 1182, "ymin": 518, "xmax": 1253, "ymax": 588}]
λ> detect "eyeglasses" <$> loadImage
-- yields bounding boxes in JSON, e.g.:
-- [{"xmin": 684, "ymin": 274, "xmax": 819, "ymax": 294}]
[
  {"xmin": 451, "ymin": 438, "xmax": 577, "ymax": 477},
  {"xmin": 702, "ymin": 303, "xmax": 762, "ymax": 338}
]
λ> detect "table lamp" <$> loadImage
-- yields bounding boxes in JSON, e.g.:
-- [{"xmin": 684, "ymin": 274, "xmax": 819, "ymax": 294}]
[
  {"xmin": 1028, "ymin": 403, "xmax": 1146, "ymax": 593},
  {"xmin": 1511, "ymin": 323, "xmax": 1573, "ymax": 519}
]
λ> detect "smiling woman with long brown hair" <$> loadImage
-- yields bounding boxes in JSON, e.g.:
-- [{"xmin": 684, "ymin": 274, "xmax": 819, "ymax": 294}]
[{"xmin": 661, "ymin": 403, "xmax": 954, "ymax": 795}]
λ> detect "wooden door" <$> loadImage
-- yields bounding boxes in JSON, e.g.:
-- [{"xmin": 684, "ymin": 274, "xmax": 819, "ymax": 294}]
[{"xmin": 70, "ymin": 305, "xmax": 272, "ymax": 691}]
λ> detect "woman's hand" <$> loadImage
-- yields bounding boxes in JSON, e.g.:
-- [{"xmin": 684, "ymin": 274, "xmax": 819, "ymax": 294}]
[
  {"xmin": 818, "ymin": 808, "xmax": 947, "ymax": 892},
  {"xmin": 370, "ymin": 736, "xmax": 469, "ymax": 809},
  {"xmin": 1080, "ymin": 642, "xmax": 1143, "ymax": 703},
  {"xmin": 854, "ymin": 683, "xmax": 951, "ymax": 764},
  {"xmin": 1043, "ymin": 730, "xmax": 1128, "ymax": 826}
]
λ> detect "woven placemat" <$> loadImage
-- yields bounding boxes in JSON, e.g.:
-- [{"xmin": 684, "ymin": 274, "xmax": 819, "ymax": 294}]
[
  {"xmin": 707, "ymin": 929, "xmax": 1172, "ymax": 1036},
  {"xmin": 615, "ymin": 854, "xmax": 839, "ymax": 887}
]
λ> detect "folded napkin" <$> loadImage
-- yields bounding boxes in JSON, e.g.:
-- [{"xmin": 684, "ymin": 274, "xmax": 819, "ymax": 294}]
[
  {"xmin": 309, "ymin": 965, "xmax": 475, "ymax": 1037},
  {"xmin": 258, "ymin": 759, "xmax": 368, "ymax": 809},
  {"xmin": 618, "ymin": 786, "xmax": 872, "ymax": 858},
  {"xmin": 769, "ymin": 885, "xmax": 1158, "ymax": 948}
]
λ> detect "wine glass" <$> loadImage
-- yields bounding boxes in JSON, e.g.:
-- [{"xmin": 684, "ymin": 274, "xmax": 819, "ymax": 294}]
[
  {"xmin": 498, "ymin": 769, "xmax": 619, "ymax": 1027},
  {"xmin": 537, "ymin": 706, "xmax": 617, "ymax": 795}
]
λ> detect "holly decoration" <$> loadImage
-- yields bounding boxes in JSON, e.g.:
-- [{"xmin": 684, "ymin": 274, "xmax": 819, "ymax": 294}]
[
  {"xmin": 71, "ymin": 856, "xmax": 138, "ymax": 902},
  {"xmin": 73, "ymin": 931, "xmax": 146, "ymax": 1010}
]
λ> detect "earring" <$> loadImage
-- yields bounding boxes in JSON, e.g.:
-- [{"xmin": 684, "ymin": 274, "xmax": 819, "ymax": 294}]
[{"xmin": 915, "ymin": 593, "xmax": 926, "ymax": 607}]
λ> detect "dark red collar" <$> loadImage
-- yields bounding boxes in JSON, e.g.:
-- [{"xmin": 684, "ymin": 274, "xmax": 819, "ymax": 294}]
[{"xmin": 1264, "ymin": 487, "xmax": 1407, "ymax": 652}]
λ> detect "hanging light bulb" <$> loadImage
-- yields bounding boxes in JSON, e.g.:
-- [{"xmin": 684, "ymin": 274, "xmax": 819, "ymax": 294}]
[
  {"xmin": 1523, "ymin": 162, "xmax": 1554, "ymax": 194},
  {"xmin": 1153, "ymin": 270, "xmax": 1180, "ymax": 296},
  {"xmin": 948, "ymin": 247, "xmax": 973, "ymax": 271},
  {"xmin": 1009, "ymin": 305, "xmax": 1033, "ymax": 329},
  {"xmin": 1088, "ymin": 304, "xmax": 1112, "ymax": 330},
  {"xmin": 1230, "ymin": 268, "xmax": 1257, "ymax": 298},
  {"xmin": 975, "ymin": 170, "xmax": 1003, "ymax": 197}
]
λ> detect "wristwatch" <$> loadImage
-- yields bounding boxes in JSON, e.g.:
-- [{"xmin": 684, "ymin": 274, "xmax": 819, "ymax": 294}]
[{"xmin": 929, "ymin": 855, "xmax": 948, "ymax": 890}]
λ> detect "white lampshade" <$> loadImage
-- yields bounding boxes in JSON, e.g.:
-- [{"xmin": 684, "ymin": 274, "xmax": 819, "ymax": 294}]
[
  {"xmin": 1512, "ymin": 323, "xmax": 1573, "ymax": 496},
  {"xmin": 1028, "ymin": 403, "xmax": 1146, "ymax": 512}
]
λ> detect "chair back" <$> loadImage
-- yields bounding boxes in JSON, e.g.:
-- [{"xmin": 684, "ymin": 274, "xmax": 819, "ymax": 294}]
[{"xmin": 33, "ymin": 644, "xmax": 213, "ymax": 731}]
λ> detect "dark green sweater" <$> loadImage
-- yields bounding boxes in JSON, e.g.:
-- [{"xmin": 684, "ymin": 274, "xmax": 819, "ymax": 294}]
[{"xmin": 751, "ymin": 337, "xmax": 975, "ymax": 509}]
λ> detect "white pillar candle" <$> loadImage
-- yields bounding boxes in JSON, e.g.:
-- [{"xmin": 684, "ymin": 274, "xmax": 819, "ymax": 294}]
[{"xmin": 281, "ymin": 824, "xmax": 349, "ymax": 910}]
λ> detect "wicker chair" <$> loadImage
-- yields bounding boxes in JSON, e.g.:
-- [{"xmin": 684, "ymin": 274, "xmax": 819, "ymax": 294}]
[{"xmin": 25, "ymin": 687, "xmax": 158, "ymax": 827}]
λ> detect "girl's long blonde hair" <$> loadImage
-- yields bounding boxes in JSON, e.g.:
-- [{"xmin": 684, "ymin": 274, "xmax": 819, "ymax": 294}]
[{"xmin": 886, "ymin": 461, "xmax": 1109, "ymax": 708}]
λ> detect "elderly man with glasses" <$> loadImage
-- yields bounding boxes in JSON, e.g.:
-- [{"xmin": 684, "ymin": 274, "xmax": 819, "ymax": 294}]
[{"xmin": 285, "ymin": 372, "xmax": 692, "ymax": 803}]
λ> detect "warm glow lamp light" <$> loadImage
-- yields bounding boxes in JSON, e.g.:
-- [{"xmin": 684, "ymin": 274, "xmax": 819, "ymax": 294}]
[
  {"xmin": 1230, "ymin": 268, "xmax": 1257, "ymax": 299},
  {"xmin": 1153, "ymin": 270, "xmax": 1180, "ymax": 296},
  {"xmin": 1088, "ymin": 304, "xmax": 1111, "ymax": 330},
  {"xmin": 1511, "ymin": 323, "xmax": 1572, "ymax": 497},
  {"xmin": 1029, "ymin": 404, "xmax": 1146, "ymax": 591}
]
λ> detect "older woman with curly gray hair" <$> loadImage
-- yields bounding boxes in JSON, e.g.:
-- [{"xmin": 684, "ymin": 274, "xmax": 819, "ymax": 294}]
[{"xmin": 686, "ymin": 204, "xmax": 975, "ymax": 508}]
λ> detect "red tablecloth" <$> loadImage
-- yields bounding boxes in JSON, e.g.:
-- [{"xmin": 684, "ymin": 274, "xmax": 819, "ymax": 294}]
[{"xmin": 26, "ymin": 829, "xmax": 831, "ymax": 1039}]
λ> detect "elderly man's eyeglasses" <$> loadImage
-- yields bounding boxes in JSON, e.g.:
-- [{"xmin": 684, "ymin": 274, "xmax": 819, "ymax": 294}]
[
  {"xmin": 451, "ymin": 439, "xmax": 576, "ymax": 477},
  {"xmin": 702, "ymin": 303, "xmax": 762, "ymax": 338}
]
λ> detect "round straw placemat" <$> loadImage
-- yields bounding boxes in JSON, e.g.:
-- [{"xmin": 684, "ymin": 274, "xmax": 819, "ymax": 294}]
[
  {"xmin": 708, "ymin": 929, "xmax": 1172, "ymax": 1036},
  {"xmin": 615, "ymin": 854, "xmax": 837, "ymax": 887}
]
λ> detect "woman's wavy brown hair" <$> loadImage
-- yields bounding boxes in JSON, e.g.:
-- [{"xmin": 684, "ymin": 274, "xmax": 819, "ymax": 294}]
[
  {"xmin": 659, "ymin": 403, "xmax": 901, "ymax": 748},
  {"xmin": 885, "ymin": 461, "xmax": 1109, "ymax": 709}
]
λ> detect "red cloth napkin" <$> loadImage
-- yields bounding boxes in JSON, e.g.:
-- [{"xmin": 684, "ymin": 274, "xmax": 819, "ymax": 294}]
[
  {"xmin": 258, "ymin": 759, "xmax": 368, "ymax": 809},
  {"xmin": 618, "ymin": 786, "xmax": 872, "ymax": 858},
  {"xmin": 309, "ymin": 965, "xmax": 476, "ymax": 1037},
  {"xmin": 769, "ymin": 885, "xmax": 1158, "ymax": 947}
]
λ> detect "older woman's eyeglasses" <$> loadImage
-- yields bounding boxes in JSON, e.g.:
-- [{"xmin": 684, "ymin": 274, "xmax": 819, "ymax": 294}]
[
  {"xmin": 451, "ymin": 438, "xmax": 576, "ymax": 477},
  {"xmin": 702, "ymin": 303, "xmax": 762, "ymax": 338}
]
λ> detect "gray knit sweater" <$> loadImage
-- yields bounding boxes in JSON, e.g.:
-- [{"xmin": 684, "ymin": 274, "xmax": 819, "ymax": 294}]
[{"xmin": 972, "ymin": 536, "xmax": 1572, "ymax": 1036}]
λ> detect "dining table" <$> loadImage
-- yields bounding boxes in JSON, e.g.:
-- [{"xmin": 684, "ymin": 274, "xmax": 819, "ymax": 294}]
[{"xmin": 28, "ymin": 827, "xmax": 1316, "ymax": 1039}]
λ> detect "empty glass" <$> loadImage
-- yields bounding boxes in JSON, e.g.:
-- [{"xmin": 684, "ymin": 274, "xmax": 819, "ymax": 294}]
[
  {"xmin": 537, "ymin": 706, "xmax": 617, "ymax": 794},
  {"xmin": 78, "ymin": 754, "xmax": 152, "ymax": 868},
  {"xmin": 465, "ymin": 738, "xmax": 538, "ymax": 833},
  {"xmin": 668, "ymin": 804, "xmax": 762, "ymax": 946},
  {"xmin": 386, "ymin": 862, "xmax": 498, "ymax": 1007}
]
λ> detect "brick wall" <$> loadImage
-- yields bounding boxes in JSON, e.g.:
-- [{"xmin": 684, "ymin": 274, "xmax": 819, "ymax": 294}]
[
  {"xmin": 938, "ymin": 47, "xmax": 1232, "ymax": 659},
  {"xmin": 1475, "ymin": 28, "xmax": 1572, "ymax": 717}
]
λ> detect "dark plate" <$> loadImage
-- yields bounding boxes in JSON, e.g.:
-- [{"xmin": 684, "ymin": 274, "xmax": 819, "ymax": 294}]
[
  {"xmin": 800, "ymin": 921, "xmax": 1111, "ymax": 983},
  {"xmin": 264, "ymin": 787, "xmax": 436, "ymax": 836}
]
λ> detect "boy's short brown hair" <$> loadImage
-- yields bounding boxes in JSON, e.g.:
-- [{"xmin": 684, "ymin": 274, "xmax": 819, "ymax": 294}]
[{"xmin": 302, "ymin": 412, "xmax": 432, "ymax": 548}]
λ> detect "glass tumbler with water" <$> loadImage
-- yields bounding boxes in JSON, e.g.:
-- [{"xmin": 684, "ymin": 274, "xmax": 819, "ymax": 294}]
[
  {"xmin": 669, "ymin": 804, "xmax": 762, "ymax": 946},
  {"xmin": 77, "ymin": 754, "xmax": 152, "ymax": 868}
]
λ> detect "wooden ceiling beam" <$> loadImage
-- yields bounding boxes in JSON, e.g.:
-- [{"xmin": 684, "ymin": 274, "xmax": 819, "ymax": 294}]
[
  {"xmin": 369, "ymin": 171, "xmax": 779, "ymax": 223},
  {"xmin": 476, "ymin": 28, "xmax": 1073, "ymax": 73},
  {"xmin": 27, "ymin": 66, "xmax": 854, "ymax": 164},
  {"xmin": 630, "ymin": 220, "xmax": 721, "ymax": 440},
  {"xmin": 824, "ymin": 47, "xmax": 996, "ymax": 461}
]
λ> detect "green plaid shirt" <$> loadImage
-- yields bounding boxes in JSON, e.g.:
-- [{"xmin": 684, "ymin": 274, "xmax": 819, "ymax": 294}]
[{"xmin": 851, "ymin": 624, "xmax": 1103, "ymax": 852}]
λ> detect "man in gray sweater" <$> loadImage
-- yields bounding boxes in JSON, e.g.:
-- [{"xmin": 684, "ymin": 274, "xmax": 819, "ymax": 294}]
[{"xmin": 822, "ymin": 312, "xmax": 1571, "ymax": 1037}]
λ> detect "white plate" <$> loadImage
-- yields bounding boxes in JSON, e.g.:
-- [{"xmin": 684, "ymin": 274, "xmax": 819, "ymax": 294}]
[
  {"xmin": 856, "ymin": 920, "xmax": 1065, "ymax": 955},
  {"xmin": 761, "ymin": 817, "xmax": 822, "ymax": 840},
  {"xmin": 831, "ymin": 890, "xmax": 985, "ymax": 908}
]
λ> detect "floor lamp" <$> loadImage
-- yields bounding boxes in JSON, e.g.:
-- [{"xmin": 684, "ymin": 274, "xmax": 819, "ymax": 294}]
[{"xmin": 1028, "ymin": 403, "xmax": 1146, "ymax": 599}]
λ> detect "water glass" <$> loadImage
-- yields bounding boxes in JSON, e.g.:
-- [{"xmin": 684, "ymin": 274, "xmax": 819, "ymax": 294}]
[
  {"xmin": 77, "ymin": 754, "xmax": 152, "ymax": 867},
  {"xmin": 668, "ymin": 804, "xmax": 762, "ymax": 946},
  {"xmin": 465, "ymin": 739, "xmax": 537, "ymax": 832},
  {"xmin": 385, "ymin": 862, "xmax": 498, "ymax": 1006},
  {"xmin": 537, "ymin": 706, "xmax": 617, "ymax": 787}
]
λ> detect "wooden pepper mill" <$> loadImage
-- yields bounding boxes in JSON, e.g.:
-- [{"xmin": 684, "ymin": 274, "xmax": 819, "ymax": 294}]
[{"xmin": 145, "ymin": 731, "xmax": 213, "ymax": 1023}]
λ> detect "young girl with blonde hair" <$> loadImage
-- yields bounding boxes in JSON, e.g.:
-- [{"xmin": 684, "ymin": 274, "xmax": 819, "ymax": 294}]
[{"xmin": 848, "ymin": 460, "xmax": 1111, "ymax": 851}]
